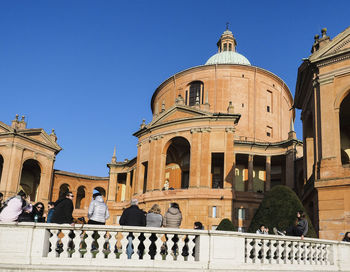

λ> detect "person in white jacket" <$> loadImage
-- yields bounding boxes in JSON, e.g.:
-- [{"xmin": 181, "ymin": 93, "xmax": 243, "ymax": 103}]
[{"xmin": 87, "ymin": 191, "xmax": 109, "ymax": 225}]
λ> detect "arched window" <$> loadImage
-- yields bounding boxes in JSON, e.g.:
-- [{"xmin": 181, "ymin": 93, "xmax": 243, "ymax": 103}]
[
  {"xmin": 94, "ymin": 187, "xmax": 106, "ymax": 197},
  {"xmin": 0, "ymin": 155, "xmax": 3, "ymax": 186},
  {"xmin": 19, "ymin": 159, "xmax": 41, "ymax": 201},
  {"xmin": 339, "ymin": 92, "xmax": 350, "ymax": 166},
  {"xmin": 76, "ymin": 186, "xmax": 86, "ymax": 209},
  {"xmin": 59, "ymin": 183, "xmax": 70, "ymax": 199},
  {"xmin": 188, "ymin": 81, "xmax": 204, "ymax": 106},
  {"xmin": 165, "ymin": 137, "xmax": 191, "ymax": 189}
]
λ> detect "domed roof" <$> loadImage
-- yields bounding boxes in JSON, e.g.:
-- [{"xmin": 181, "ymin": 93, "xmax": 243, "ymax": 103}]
[{"xmin": 205, "ymin": 51, "xmax": 251, "ymax": 66}]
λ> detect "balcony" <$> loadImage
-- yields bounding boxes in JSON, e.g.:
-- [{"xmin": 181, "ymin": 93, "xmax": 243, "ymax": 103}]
[{"xmin": 0, "ymin": 222, "xmax": 349, "ymax": 271}]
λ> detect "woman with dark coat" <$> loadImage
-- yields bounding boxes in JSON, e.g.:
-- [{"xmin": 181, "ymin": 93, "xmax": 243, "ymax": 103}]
[{"xmin": 343, "ymin": 232, "xmax": 350, "ymax": 242}]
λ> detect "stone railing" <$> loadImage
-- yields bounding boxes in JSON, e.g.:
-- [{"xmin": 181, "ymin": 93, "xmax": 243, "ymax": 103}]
[{"xmin": 0, "ymin": 222, "xmax": 349, "ymax": 272}]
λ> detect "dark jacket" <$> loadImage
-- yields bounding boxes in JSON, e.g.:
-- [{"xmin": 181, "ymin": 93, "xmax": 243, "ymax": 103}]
[
  {"xmin": 46, "ymin": 209, "xmax": 55, "ymax": 223},
  {"xmin": 119, "ymin": 205, "xmax": 146, "ymax": 226},
  {"xmin": 296, "ymin": 218, "xmax": 308, "ymax": 236},
  {"xmin": 51, "ymin": 198, "xmax": 74, "ymax": 224}
]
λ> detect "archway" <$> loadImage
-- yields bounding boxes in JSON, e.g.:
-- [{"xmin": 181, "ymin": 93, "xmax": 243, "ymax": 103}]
[
  {"xmin": 59, "ymin": 183, "xmax": 70, "ymax": 199},
  {"xmin": 94, "ymin": 187, "xmax": 106, "ymax": 197},
  {"xmin": 339, "ymin": 92, "xmax": 350, "ymax": 166},
  {"xmin": 19, "ymin": 159, "xmax": 41, "ymax": 201},
  {"xmin": 165, "ymin": 137, "xmax": 190, "ymax": 189},
  {"xmin": 76, "ymin": 186, "xmax": 86, "ymax": 209}
]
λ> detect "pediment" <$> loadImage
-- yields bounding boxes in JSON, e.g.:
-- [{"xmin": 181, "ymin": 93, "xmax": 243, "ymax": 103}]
[
  {"xmin": 310, "ymin": 27, "xmax": 350, "ymax": 61},
  {"xmin": 149, "ymin": 105, "xmax": 211, "ymax": 127},
  {"xmin": 19, "ymin": 129, "xmax": 61, "ymax": 151},
  {"xmin": 0, "ymin": 122, "xmax": 13, "ymax": 133}
]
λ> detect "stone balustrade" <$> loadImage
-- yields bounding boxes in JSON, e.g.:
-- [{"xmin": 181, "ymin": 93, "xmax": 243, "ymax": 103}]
[{"xmin": 0, "ymin": 222, "xmax": 349, "ymax": 271}]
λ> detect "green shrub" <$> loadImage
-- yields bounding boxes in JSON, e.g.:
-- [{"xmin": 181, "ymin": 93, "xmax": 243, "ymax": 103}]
[
  {"xmin": 248, "ymin": 185, "xmax": 317, "ymax": 238},
  {"xmin": 216, "ymin": 218, "xmax": 236, "ymax": 231}
]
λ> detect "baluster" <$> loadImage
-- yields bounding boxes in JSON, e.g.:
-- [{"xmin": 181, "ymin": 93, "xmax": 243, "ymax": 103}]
[
  {"xmin": 316, "ymin": 243, "xmax": 321, "ymax": 264},
  {"xmin": 155, "ymin": 233, "xmax": 164, "ymax": 261},
  {"xmin": 107, "ymin": 231, "xmax": 117, "ymax": 259},
  {"xmin": 48, "ymin": 229, "xmax": 59, "ymax": 258},
  {"xmin": 245, "ymin": 238, "xmax": 254, "ymax": 264},
  {"xmin": 300, "ymin": 241, "xmax": 305, "ymax": 264},
  {"xmin": 131, "ymin": 232, "xmax": 141, "ymax": 260},
  {"xmin": 143, "ymin": 233, "xmax": 152, "ymax": 260},
  {"xmin": 96, "ymin": 230, "xmax": 106, "ymax": 259},
  {"xmin": 167, "ymin": 234, "xmax": 175, "ymax": 261},
  {"xmin": 295, "ymin": 241, "xmax": 301, "ymax": 264},
  {"xmin": 311, "ymin": 243, "xmax": 317, "ymax": 264},
  {"xmin": 177, "ymin": 234, "xmax": 185, "ymax": 261},
  {"xmin": 285, "ymin": 241, "xmax": 292, "ymax": 264},
  {"xmin": 271, "ymin": 239, "xmax": 278, "ymax": 264},
  {"xmin": 84, "ymin": 230, "xmax": 94, "ymax": 259},
  {"xmin": 306, "ymin": 242, "xmax": 311, "ymax": 265},
  {"xmin": 71, "ymin": 230, "xmax": 82, "ymax": 259},
  {"xmin": 187, "ymin": 234, "xmax": 196, "ymax": 262},
  {"xmin": 60, "ymin": 229, "xmax": 70, "ymax": 258},
  {"xmin": 120, "ymin": 232, "xmax": 129, "ymax": 260},
  {"xmin": 257, "ymin": 239, "xmax": 263, "ymax": 263}
]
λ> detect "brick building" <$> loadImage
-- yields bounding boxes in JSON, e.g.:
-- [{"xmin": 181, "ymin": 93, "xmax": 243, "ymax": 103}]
[{"xmin": 1, "ymin": 28, "xmax": 303, "ymax": 231}]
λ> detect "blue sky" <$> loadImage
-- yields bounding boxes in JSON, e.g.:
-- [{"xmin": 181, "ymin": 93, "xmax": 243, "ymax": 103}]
[{"xmin": 1, "ymin": 1, "xmax": 349, "ymax": 176}]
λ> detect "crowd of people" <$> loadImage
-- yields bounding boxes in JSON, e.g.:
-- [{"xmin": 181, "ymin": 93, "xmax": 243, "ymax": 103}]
[{"xmin": 0, "ymin": 191, "xmax": 349, "ymax": 243}]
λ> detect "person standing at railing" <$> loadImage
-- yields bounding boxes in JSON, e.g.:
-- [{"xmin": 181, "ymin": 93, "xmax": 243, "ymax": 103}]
[
  {"xmin": 273, "ymin": 211, "xmax": 308, "ymax": 239},
  {"xmin": 46, "ymin": 202, "xmax": 55, "ymax": 223},
  {"xmin": 87, "ymin": 191, "xmax": 109, "ymax": 225},
  {"xmin": 343, "ymin": 232, "xmax": 350, "ymax": 242},
  {"xmin": 119, "ymin": 199, "xmax": 146, "ymax": 259},
  {"xmin": 51, "ymin": 191, "xmax": 74, "ymax": 225},
  {"xmin": 256, "ymin": 224, "xmax": 269, "ymax": 235},
  {"xmin": 146, "ymin": 204, "xmax": 163, "ymax": 259},
  {"xmin": 0, "ymin": 191, "xmax": 30, "ymax": 222},
  {"xmin": 163, "ymin": 203, "xmax": 182, "ymax": 258}
]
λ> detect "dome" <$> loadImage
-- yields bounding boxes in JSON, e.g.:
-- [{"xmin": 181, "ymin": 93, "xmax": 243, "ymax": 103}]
[{"xmin": 205, "ymin": 51, "xmax": 251, "ymax": 66}]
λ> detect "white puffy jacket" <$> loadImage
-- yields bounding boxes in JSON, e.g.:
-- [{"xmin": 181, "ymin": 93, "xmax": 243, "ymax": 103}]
[{"xmin": 88, "ymin": 195, "xmax": 110, "ymax": 223}]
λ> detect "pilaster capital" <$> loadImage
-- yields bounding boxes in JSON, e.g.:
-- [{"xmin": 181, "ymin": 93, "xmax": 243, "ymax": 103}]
[
  {"xmin": 225, "ymin": 127, "xmax": 235, "ymax": 133},
  {"xmin": 190, "ymin": 128, "xmax": 202, "ymax": 134}
]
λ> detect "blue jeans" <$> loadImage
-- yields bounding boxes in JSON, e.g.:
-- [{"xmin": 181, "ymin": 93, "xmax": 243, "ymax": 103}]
[{"xmin": 127, "ymin": 236, "xmax": 133, "ymax": 259}]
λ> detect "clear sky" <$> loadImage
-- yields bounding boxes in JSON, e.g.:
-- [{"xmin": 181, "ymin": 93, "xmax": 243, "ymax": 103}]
[{"xmin": 1, "ymin": 1, "xmax": 349, "ymax": 177}]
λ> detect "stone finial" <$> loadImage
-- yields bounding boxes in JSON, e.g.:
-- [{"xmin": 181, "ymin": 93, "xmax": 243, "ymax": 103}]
[
  {"xmin": 321, "ymin": 28, "xmax": 327, "ymax": 38},
  {"xmin": 50, "ymin": 129, "xmax": 57, "ymax": 142},
  {"xmin": 140, "ymin": 119, "xmax": 146, "ymax": 129},
  {"xmin": 314, "ymin": 34, "xmax": 320, "ymax": 42},
  {"xmin": 21, "ymin": 115, "xmax": 25, "ymax": 121},
  {"xmin": 175, "ymin": 94, "xmax": 184, "ymax": 105},
  {"xmin": 312, "ymin": 27, "xmax": 330, "ymax": 53},
  {"xmin": 15, "ymin": 114, "xmax": 19, "ymax": 121},
  {"xmin": 227, "ymin": 101, "xmax": 234, "ymax": 114},
  {"xmin": 111, "ymin": 146, "xmax": 117, "ymax": 163}
]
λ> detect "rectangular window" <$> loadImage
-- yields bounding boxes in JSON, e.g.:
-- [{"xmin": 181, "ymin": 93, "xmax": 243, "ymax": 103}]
[
  {"xmin": 185, "ymin": 90, "xmax": 188, "ymax": 105},
  {"xmin": 229, "ymin": 44, "xmax": 232, "ymax": 51},
  {"xmin": 212, "ymin": 206, "xmax": 217, "ymax": 218},
  {"xmin": 211, "ymin": 153, "xmax": 224, "ymax": 188},
  {"xmin": 267, "ymin": 90, "xmax": 273, "ymax": 113},
  {"xmin": 142, "ymin": 161, "xmax": 148, "ymax": 194},
  {"xmin": 266, "ymin": 126, "xmax": 272, "ymax": 137},
  {"xmin": 223, "ymin": 43, "xmax": 227, "ymax": 51}
]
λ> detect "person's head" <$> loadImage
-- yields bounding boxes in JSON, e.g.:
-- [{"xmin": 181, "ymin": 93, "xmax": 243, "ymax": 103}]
[
  {"xmin": 194, "ymin": 221, "xmax": 204, "ymax": 230},
  {"xmin": 93, "ymin": 192, "xmax": 102, "ymax": 199},
  {"xmin": 0, "ymin": 192, "xmax": 3, "ymax": 202},
  {"xmin": 344, "ymin": 232, "xmax": 350, "ymax": 239},
  {"xmin": 65, "ymin": 191, "xmax": 74, "ymax": 200},
  {"xmin": 48, "ymin": 202, "xmax": 55, "ymax": 210},
  {"xmin": 297, "ymin": 210, "xmax": 305, "ymax": 219},
  {"xmin": 259, "ymin": 224, "xmax": 266, "ymax": 232},
  {"xmin": 34, "ymin": 202, "xmax": 45, "ymax": 214},
  {"xmin": 130, "ymin": 199, "xmax": 138, "ymax": 206},
  {"xmin": 148, "ymin": 204, "xmax": 161, "ymax": 214},
  {"xmin": 170, "ymin": 202, "xmax": 179, "ymax": 210},
  {"xmin": 17, "ymin": 190, "xmax": 26, "ymax": 199}
]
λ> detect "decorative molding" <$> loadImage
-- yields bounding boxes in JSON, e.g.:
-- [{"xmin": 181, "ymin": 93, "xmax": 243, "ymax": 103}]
[{"xmin": 225, "ymin": 127, "xmax": 235, "ymax": 133}]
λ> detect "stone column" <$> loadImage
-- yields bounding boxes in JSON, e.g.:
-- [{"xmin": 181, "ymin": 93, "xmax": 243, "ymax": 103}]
[
  {"xmin": 200, "ymin": 129, "xmax": 211, "ymax": 188},
  {"xmin": 36, "ymin": 157, "xmax": 55, "ymax": 203},
  {"xmin": 125, "ymin": 171, "xmax": 131, "ymax": 202},
  {"xmin": 247, "ymin": 155, "xmax": 254, "ymax": 192},
  {"xmin": 265, "ymin": 156, "xmax": 271, "ymax": 192},
  {"xmin": 154, "ymin": 136, "xmax": 164, "ymax": 191},
  {"xmin": 224, "ymin": 128, "xmax": 235, "ymax": 189},
  {"xmin": 190, "ymin": 129, "xmax": 201, "ymax": 188},
  {"xmin": 285, "ymin": 149, "xmax": 295, "ymax": 189},
  {"xmin": 5, "ymin": 144, "xmax": 24, "ymax": 198},
  {"xmin": 107, "ymin": 164, "xmax": 118, "ymax": 202},
  {"xmin": 147, "ymin": 137, "xmax": 156, "ymax": 192}
]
